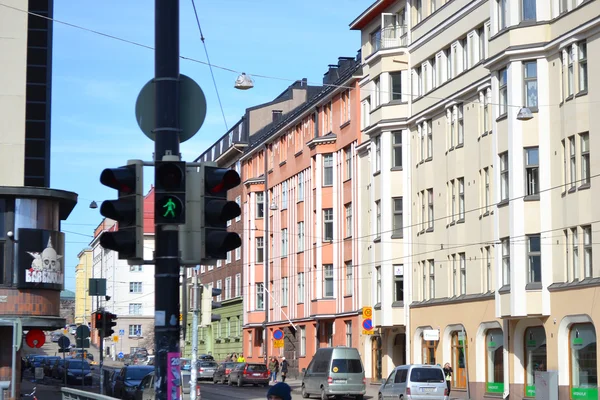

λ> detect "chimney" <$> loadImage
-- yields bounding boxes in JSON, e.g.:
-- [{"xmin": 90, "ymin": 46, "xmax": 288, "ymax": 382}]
[
  {"xmin": 272, "ymin": 110, "xmax": 283, "ymax": 123},
  {"xmin": 323, "ymin": 64, "xmax": 339, "ymax": 85},
  {"xmin": 337, "ymin": 57, "xmax": 355, "ymax": 73},
  {"xmin": 301, "ymin": 78, "xmax": 308, "ymax": 86}
]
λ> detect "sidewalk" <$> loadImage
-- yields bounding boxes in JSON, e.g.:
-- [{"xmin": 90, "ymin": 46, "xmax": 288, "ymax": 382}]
[{"xmin": 20, "ymin": 377, "xmax": 62, "ymax": 400}]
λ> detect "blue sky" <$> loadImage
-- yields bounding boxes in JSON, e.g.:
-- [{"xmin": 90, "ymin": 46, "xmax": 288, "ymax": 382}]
[{"xmin": 49, "ymin": 0, "xmax": 367, "ymax": 290}]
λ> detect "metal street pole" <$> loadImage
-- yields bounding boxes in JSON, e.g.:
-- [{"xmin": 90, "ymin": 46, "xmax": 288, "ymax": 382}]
[
  {"xmin": 190, "ymin": 269, "xmax": 201, "ymax": 400},
  {"xmin": 99, "ymin": 306, "xmax": 105, "ymax": 395},
  {"xmin": 154, "ymin": 1, "xmax": 181, "ymax": 400}
]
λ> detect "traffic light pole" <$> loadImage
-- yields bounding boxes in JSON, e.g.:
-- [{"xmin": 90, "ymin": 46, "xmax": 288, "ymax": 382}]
[
  {"xmin": 99, "ymin": 309, "xmax": 105, "ymax": 395},
  {"xmin": 154, "ymin": 2, "xmax": 182, "ymax": 400}
]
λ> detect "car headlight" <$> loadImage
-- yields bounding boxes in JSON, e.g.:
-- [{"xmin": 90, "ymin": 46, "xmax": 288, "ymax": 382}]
[
  {"xmin": 85, "ymin": 373, "xmax": 92, "ymax": 377},
  {"xmin": 67, "ymin": 372, "xmax": 74, "ymax": 376}
]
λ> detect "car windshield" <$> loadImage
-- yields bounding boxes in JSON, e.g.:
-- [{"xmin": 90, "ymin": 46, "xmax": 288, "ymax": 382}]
[
  {"xmin": 67, "ymin": 361, "xmax": 90, "ymax": 370},
  {"xmin": 410, "ymin": 368, "xmax": 445, "ymax": 383},
  {"xmin": 126, "ymin": 367, "xmax": 154, "ymax": 380}
]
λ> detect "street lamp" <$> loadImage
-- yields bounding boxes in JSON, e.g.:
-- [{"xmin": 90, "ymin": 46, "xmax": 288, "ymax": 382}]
[
  {"xmin": 270, "ymin": 201, "xmax": 278, "ymax": 211},
  {"xmin": 517, "ymin": 107, "xmax": 533, "ymax": 121},
  {"xmin": 89, "ymin": 201, "xmax": 98, "ymax": 209},
  {"xmin": 234, "ymin": 73, "xmax": 254, "ymax": 90}
]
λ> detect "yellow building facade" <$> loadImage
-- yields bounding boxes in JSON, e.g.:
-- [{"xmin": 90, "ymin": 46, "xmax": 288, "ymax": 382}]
[{"xmin": 75, "ymin": 248, "xmax": 93, "ymax": 325}]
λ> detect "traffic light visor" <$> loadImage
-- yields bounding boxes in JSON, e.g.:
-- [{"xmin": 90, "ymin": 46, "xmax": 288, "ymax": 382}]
[
  {"xmin": 100, "ymin": 167, "xmax": 136, "ymax": 194},
  {"xmin": 206, "ymin": 168, "xmax": 241, "ymax": 195},
  {"xmin": 100, "ymin": 231, "xmax": 136, "ymax": 254},
  {"xmin": 157, "ymin": 163, "xmax": 185, "ymax": 190}
]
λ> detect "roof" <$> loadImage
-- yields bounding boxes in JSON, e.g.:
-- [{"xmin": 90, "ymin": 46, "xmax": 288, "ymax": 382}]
[
  {"xmin": 60, "ymin": 289, "xmax": 75, "ymax": 300},
  {"xmin": 349, "ymin": 0, "xmax": 396, "ymax": 30}
]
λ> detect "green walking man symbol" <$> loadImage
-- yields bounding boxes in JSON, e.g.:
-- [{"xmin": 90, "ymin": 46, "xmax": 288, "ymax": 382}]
[{"xmin": 163, "ymin": 197, "xmax": 177, "ymax": 218}]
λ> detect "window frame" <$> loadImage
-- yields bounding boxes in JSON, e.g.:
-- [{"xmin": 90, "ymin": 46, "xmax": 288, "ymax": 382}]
[
  {"xmin": 323, "ymin": 264, "xmax": 334, "ymax": 297},
  {"xmin": 485, "ymin": 329, "xmax": 505, "ymax": 394},
  {"xmin": 256, "ymin": 192, "xmax": 264, "ymax": 218},
  {"xmin": 500, "ymin": 152, "xmax": 509, "ymax": 201},
  {"xmin": 323, "ymin": 153, "xmax": 334, "ymax": 186},
  {"xmin": 525, "ymin": 147, "xmax": 540, "ymax": 197},
  {"xmin": 392, "ymin": 131, "xmax": 403, "ymax": 168},
  {"xmin": 583, "ymin": 225, "xmax": 592, "ymax": 278},
  {"xmin": 578, "ymin": 41, "xmax": 588, "ymax": 92},
  {"xmin": 580, "ymin": 133, "xmax": 590, "ymax": 186},
  {"xmin": 256, "ymin": 237, "xmax": 264, "ymax": 263},
  {"xmin": 527, "ymin": 234, "xmax": 542, "ymax": 284},
  {"xmin": 323, "ymin": 208, "xmax": 334, "ymax": 241},
  {"xmin": 523, "ymin": 61, "xmax": 538, "ymax": 109},
  {"xmin": 502, "ymin": 238, "xmax": 511, "ymax": 286},
  {"xmin": 345, "ymin": 203, "xmax": 353, "ymax": 238},
  {"xmin": 499, "ymin": 67, "xmax": 508, "ymax": 115},
  {"xmin": 427, "ymin": 188, "xmax": 434, "ymax": 229},
  {"xmin": 392, "ymin": 197, "xmax": 403, "ymax": 238}
]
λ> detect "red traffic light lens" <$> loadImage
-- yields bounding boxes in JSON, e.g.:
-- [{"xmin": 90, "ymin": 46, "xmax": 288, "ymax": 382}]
[
  {"xmin": 100, "ymin": 167, "xmax": 136, "ymax": 194},
  {"xmin": 208, "ymin": 169, "xmax": 241, "ymax": 194},
  {"xmin": 96, "ymin": 314, "xmax": 102, "ymax": 320},
  {"xmin": 157, "ymin": 163, "xmax": 184, "ymax": 190}
]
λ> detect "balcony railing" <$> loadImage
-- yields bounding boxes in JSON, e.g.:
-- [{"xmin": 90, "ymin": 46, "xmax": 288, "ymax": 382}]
[{"xmin": 370, "ymin": 26, "xmax": 408, "ymax": 55}]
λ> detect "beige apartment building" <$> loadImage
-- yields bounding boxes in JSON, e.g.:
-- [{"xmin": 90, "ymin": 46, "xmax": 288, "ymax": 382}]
[{"xmin": 352, "ymin": 0, "xmax": 600, "ymax": 398}]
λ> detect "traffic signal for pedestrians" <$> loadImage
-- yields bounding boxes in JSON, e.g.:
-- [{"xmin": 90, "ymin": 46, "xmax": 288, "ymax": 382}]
[
  {"xmin": 98, "ymin": 160, "xmax": 144, "ymax": 261},
  {"xmin": 155, "ymin": 160, "xmax": 186, "ymax": 224},
  {"xmin": 199, "ymin": 164, "xmax": 242, "ymax": 260},
  {"xmin": 201, "ymin": 286, "xmax": 222, "ymax": 326}
]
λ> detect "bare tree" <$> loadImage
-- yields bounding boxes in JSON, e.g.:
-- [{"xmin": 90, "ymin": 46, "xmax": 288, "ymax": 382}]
[{"xmin": 140, "ymin": 325, "xmax": 154, "ymax": 350}]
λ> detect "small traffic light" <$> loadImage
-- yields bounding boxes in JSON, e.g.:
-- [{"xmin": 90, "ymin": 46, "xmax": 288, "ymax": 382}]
[
  {"xmin": 200, "ymin": 164, "xmax": 242, "ymax": 260},
  {"xmin": 155, "ymin": 160, "xmax": 186, "ymax": 224},
  {"xmin": 201, "ymin": 285, "xmax": 222, "ymax": 326},
  {"xmin": 104, "ymin": 312, "xmax": 117, "ymax": 338},
  {"xmin": 99, "ymin": 160, "xmax": 144, "ymax": 261}
]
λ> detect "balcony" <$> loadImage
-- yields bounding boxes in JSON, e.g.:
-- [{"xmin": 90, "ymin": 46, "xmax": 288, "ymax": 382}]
[{"xmin": 369, "ymin": 26, "xmax": 408, "ymax": 57}]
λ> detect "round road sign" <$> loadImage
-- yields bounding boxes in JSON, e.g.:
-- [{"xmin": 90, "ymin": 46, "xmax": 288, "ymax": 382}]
[
  {"xmin": 118, "ymin": 352, "xmax": 124, "ymax": 359},
  {"xmin": 25, "ymin": 329, "xmax": 45, "ymax": 348},
  {"xmin": 57, "ymin": 335, "xmax": 71, "ymax": 349},
  {"xmin": 273, "ymin": 329, "xmax": 284, "ymax": 340},
  {"xmin": 362, "ymin": 318, "xmax": 373, "ymax": 331}
]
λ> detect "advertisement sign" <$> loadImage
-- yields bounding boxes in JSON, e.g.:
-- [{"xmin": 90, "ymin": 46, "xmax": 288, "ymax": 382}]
[
  {"xmin": 167, "ymin": 352, "xmax": 181, "ymax": 400},
  {"xmin": 16, "ymin": 229, "xmax": 65, "ymax": 291}
]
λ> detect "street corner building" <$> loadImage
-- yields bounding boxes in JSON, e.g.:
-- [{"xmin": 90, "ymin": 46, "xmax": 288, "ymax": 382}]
[{"xmin": 0, "ymin": 0, "xmax": 78, "ymax": 398}]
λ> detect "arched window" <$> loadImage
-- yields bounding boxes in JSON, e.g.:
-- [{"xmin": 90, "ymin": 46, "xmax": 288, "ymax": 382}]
[
  {"xmin": 485, "ymin": 329, "xmax": 504, "ymax": 393},
  {"xmin": 451, "ymin": 331, "xmax": 468, "ymax": 389},
  {"xmin": 570, "ymin": 323, "xmax": 597, "ymax": 397},
  {"xmin": 421, "ymin": 333, "xmax": 437, "ymax": 365},
  {"xmin": 524, "ymin": 326, "xmax": 546, "ymax": 397}
]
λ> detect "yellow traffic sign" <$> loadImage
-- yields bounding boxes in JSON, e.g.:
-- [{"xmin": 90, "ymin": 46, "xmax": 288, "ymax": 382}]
[
  {"xmin": 362, "ymin": 307, "xmax": 373, "ymax": 318},
  {"xmin": 113, "ymin": 335, "xmax": 119, "ymax": 343},
  {"xmin": 362, "ymin": 330, "xmax": 375, "ymax": 335},
  {"xmin": 274, "ymin": 339, "xmax": 284, "ymax": 348}
]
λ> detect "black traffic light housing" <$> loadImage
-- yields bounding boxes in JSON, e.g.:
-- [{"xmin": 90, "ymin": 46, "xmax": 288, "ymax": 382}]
[
  {"xmin": 99, "ymin": 160, "xmax": 144, "ymax": 261},
  {"xmin": 155, "ymin": 160, "xmax": 186, "ymax": 224},
  {"xmin": 104, "ymin": 312, "xmax": 117, "ymax": 338},
  {"xmin": 201, "ymin": 286, "xmax": 223, "ymax": 325},
  {"xmin": 200, "ymin": 164, "xmax": 242, "ymax": 260}
]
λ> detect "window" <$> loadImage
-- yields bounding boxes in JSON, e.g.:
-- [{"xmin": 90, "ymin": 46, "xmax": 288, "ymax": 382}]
[
  {"xmin": 298, "ymin": 272, "xmax": 305, "ymax": 303},
  {"xmin": 460, "ymin": 253, "xmax": 466, "ymax": 295},
  {"xmin": 298, "ymin": 221, "xmax": 305, "ymax": 252},
  {"xmin": 345, "ymin": 203, "xmax": 352, "ymax": 237},
  {"xmin": 390, "ymin": 72, "xmax": 402, "ymax": 101},
  {"xmin": 392, "ymin": 131, "xmax": 402, "ymax": 168},
  {"xmin": 452, "ymin": 254, "xmax": 457, "ymax": 296},
  {"xmin": 281, "ymin": 183, "xmax": 287, "ymax": 209},
  {"xmin": 129, "ymin": 282, "xmax": 142, "ymax": 293},
  {"xmin": 361, "ymin": 98, "xmax": 371, "ymax": 129},
  {"xmin": 427, "ymin": 189, "xmax": 434, "ymax": 229},
  {"xmin": 130, "ymin": 265, "xmax": 142, "ymax": 272},
  {"xmin": 235, "ymin": 244, "xmax": 241, "ymax": 261},
  {"xmin": 568, "ymin": 47, "xmax": 575, "ymax": 96},
  {"xmin": 483, "ymin": 90, "xmax": 491, "ymax": 133},
  {"xmin": 484, "ymin": 167, "xmax": 490, "ymax": 212},
  {"xmin": 525, "ymin": 147, "xmax": 539, "ymax": 196},
  {"xmin": 486, "ymin": 329, "xmax": 504, "ymax": 394},
  {"xmin": 451, "ymin": 180, "xmax": 456, "ymax": 222},
  {"xmin": 500, "ymin": 152, "xmax": 509, "ymax": 201},
  {"xmin": 323, "ymin": 209, "xmax": 333, "ymax": 241},
  {"xmin": 457, "ymin": 105, "xmax": 464, "ymax": 145},
  {"xmin": 427, "ymin": 121, "xmax": 433, "ymax": 159},
  {"xmin": 345, "ymin": 147, "xmax": 352, "ymax": 180},
  {"xmin": 375, "ymin": 136, "xmax": 381, "ymax": 172},
  {"xmin": 226, "ymin": 251, "xmax": 231, "ymax": 264},
  {"xmin": 499, "ymin": 68, "xmax": 508, "ymax": 115},
  {"xmin": 422, "ymin": 334, "xmax": 438, "ymax": 365},
  {"xmin": 129, "ymin": 325, "xmax": 142, "ymax": 337},
  {"xmin": 428, "ymin": 259, "xmax": 435, "ymax": 298},
  {"xmin": 458, "ymin": 178, "xmax": 465, "ymax": 220},
  {"xmin": 573, "ymin": 227, "xmax": 580, "ymax": 281},
  {"xmin": 235, "ymin": 273, "xmax": 241, "ymax": 297},
  {"xmin": 216, "ymin": 280, "xmax": 222, "ymax": 301},
  {"xmin": 422, "ymin": 262, "xmax": 427, "ymax": 301},
  {"xmin": 527, "ymin": 235, "xmax": 541, "ymax": 283},
  {"xmin": 522, "ymin": 0, "xmax": 536, "ymax": 21},
  {"xmin": 523, "ymin": 61, "xmax": 538, "ymax": 109},
  {"xmin": 416, "ymin": 0, "xmax": 422, "ymax": 23},
  {"xmin": 497, "ymin": 0, "xmax": 507, "ymax": 30},
  {"xmin": 449, "ymin": 108, "xmax": 455, "ymax": 148},
  {"xmin": 256, "ymin": 237, "xmax": 264, "ymax": 263},
  {"xmin": 393, "ymin": 197, "xmax": 403, "ymax": 237},
  {"xmin": 225, "ymin": 277, "xmax": 232, "ymax": 300},
  {"xmin": 298, "ymin": 172, "xmax": 304, "ymax": 202},
  {"xmin": 300, "ymin": 326, "xmax": 306, "ymax": 356},
  {"xmin": 323, "ymin": 154, "xmax": 333, "ymax": 186},
  {"xmin": 579, "ymin": 41, "xmax": 588, "ymax": 92},
  {"xmin": 324, "ymin": 264, "xmax": 334, "ymax": 297},
  {"xmin": 281, "ymin": 228, "xmax": 288, "ymax": 257},
  {"xmin": 502, "ymin": 238, "xmax": 510, "ymax": 286},
  {"xmin": 375, "ymin": 200, "xmax": 381, "ymax": 237},
  {"xmin": 345, "ymin": 321, "xmax": 352, "ymax": 347},
  {"xmin": 345, "ymin": 262, "xmax": 353, "ymax": 296},
  {"xmin": 452, "ymin": 332, "xmax": 468, "ymax": 388},
  {"xmin": 256, "ymin": 283, "xmax": 264, "ymax": 309},
  {"xmin": 524, "ymin": 326, "xmax": 547, "ymax": 397},
  {"xmin": 129, "ymin": 304, "xmax": 142, "ymax": 315},
  {"xmin": 485, "ymin": 246, "xmax": 492, "ymax": 292},
  {"xmin": 376, "ymin": 266, "xmax": 381, "ymax": 303},
  {"xmin": 584, "ymin": 226, "xmax": 592, "ymax": 278},
  {"xmin": 374, "ymin": 78, "xmax": 381, "ymax": 108},
  {"xmin": 256, "ymin": 192, "xmax": 264, "ymax": 218},
  {"xmin": 394, "ymin": 265, "xmax": 404, "ymax": 302},
  {"xmin": 570, "ymin": 136, "xmax": 576, "ymax": 188},
  {"xmin": 581, "ymin": 133, "xmax": 590, "ymax": 185},
  {"xmin": 281, "ymin": 277, "xmax": 288, "ymax": 307},
  {"xmin": 421, "ymin": 190, "xmax": 425, "ymax": 231},
  {"xmin": 570, "ymin": 323, "xmax": 597, "ymax": 396}
]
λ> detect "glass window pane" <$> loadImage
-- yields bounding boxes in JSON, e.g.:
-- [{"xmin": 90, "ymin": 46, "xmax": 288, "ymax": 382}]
[{"xmin": 570, "ymin": 323, "xmax": 597, "ymax": 393}]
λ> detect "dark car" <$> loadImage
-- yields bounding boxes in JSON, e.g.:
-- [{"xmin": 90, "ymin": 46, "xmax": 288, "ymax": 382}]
[
  {"xmin": 114, "ymin": 365, "xmax": 154, "ymax": 400},
  {"xmin": 228, "ymin": 363, "xmax": 269, "ymax": 387},
  {"xmin": 212, "ymin": 362, "xmax": 239, "ymax": 384},
  {"xmin": 65, "ymin": 359, "xmax": 93, "ymax": 385},
  {"xmin": 50, "ymin": 332, "xmax": 64, "ymax": 343},
  {"xmin": 196, "ymin": 361, "xmax": 218, "ymax": 380}
]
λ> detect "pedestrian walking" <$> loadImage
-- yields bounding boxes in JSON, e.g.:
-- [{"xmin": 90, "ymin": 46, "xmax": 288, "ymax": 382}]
[
  {"xmin": 443, "ymin": 363, "xmax": 453, "ymax": 396},
  {"xmin": 266, "ymin": 382, "xmax": 291, "ymax": 400},
  {"xmin": 268, "ymin": 356, "xmax": 279, "ymax": 383},
  {"xmin": 280, "ymin": 357, "xmax": 289, "ymax": 383}
]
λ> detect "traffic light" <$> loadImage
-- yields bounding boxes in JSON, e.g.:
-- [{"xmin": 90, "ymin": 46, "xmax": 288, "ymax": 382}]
[
  {"xmin": 104, "ymin": 312, "xmax": 117, "ymax": 338},
  {"xmin": 99, "ymin": 160, "xmax": 144, "ymax": 261},
  {"xmin": 199, "ymin": 163, "xmax": 242, "ymax": 260},
  {"xmin": 155, "ymin": 160, "xmax": 186, "ymax": 224},
  {"xmin": 201, "ymin": 285, "xmax": 222, "ymax": 326}
]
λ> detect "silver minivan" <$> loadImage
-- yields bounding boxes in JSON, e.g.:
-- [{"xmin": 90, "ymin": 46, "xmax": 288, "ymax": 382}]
[
  {"xmin": 378, "ymin": 364, "xmax": 448, "ymax": 400},
  {"xmin": 301, "ymin": 346, "xmax": 366, "ymax": 399}
]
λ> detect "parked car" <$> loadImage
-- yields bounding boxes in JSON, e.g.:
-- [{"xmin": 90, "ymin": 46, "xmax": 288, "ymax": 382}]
[
  {"xmin": 113, "ymin": 365, "xmax": 154, "ymax": 400},
  {"xmin": 212, "ymin": 362, "xmax": 239, "ymax": 384},
  {"xmin": 227, "ymin": 363, "xmax": 269, "ymax": 387},
  {"xmin": 196, "ymin": 361, "xmax": 218, "ymax": 380},
  {"xmin": 378, "ymin": 364, "xmax": 448, "ymax": 400},
  {"xmin": 105, "ymin": 368, "xmax": 122, "ymax": 397},
  {"xmin": 64, "ymin": 359, "xmax": 93, "ymax": 385},
  {"xmin": 133, "ymin": 371, "xmax": 155, "ymax": 400},
  {"xmin": 50, "ymin": 332, "xmax": 64, "ymax": 343},
  {"xmin": 301, "ymin": 346, "xmax": 366, "ymax": 400}
]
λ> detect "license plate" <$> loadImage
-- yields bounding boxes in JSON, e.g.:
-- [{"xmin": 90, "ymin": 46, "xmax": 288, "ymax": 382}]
[
  {"xmin": 421, "ymin": 387, "xmax": 435, "ymax": 393},
  {"xmin": 253, "ymin": 373, "xmax": 261, "ymax": 376},
  {"xmin": 333, "ymin": 379, "xmax": 347, "ymax": 383},
  {"xmin": 205, "ymin": 369, "xmax": 214, "ymax": 373}
]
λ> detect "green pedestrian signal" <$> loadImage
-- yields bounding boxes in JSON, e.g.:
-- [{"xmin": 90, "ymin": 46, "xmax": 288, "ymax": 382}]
[
  {"xmin": 154, "ymin": 161, "xmax": 186, "ymax": 224},
  {"xmin": 157, "ymin": 195, "xmax": 183, "ymax": 220}
]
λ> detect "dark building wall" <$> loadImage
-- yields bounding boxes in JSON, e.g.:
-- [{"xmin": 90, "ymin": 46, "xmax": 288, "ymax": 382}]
[{"xmin": 60, "ymin": 299, "xmax": 75, "ymax": 324}]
